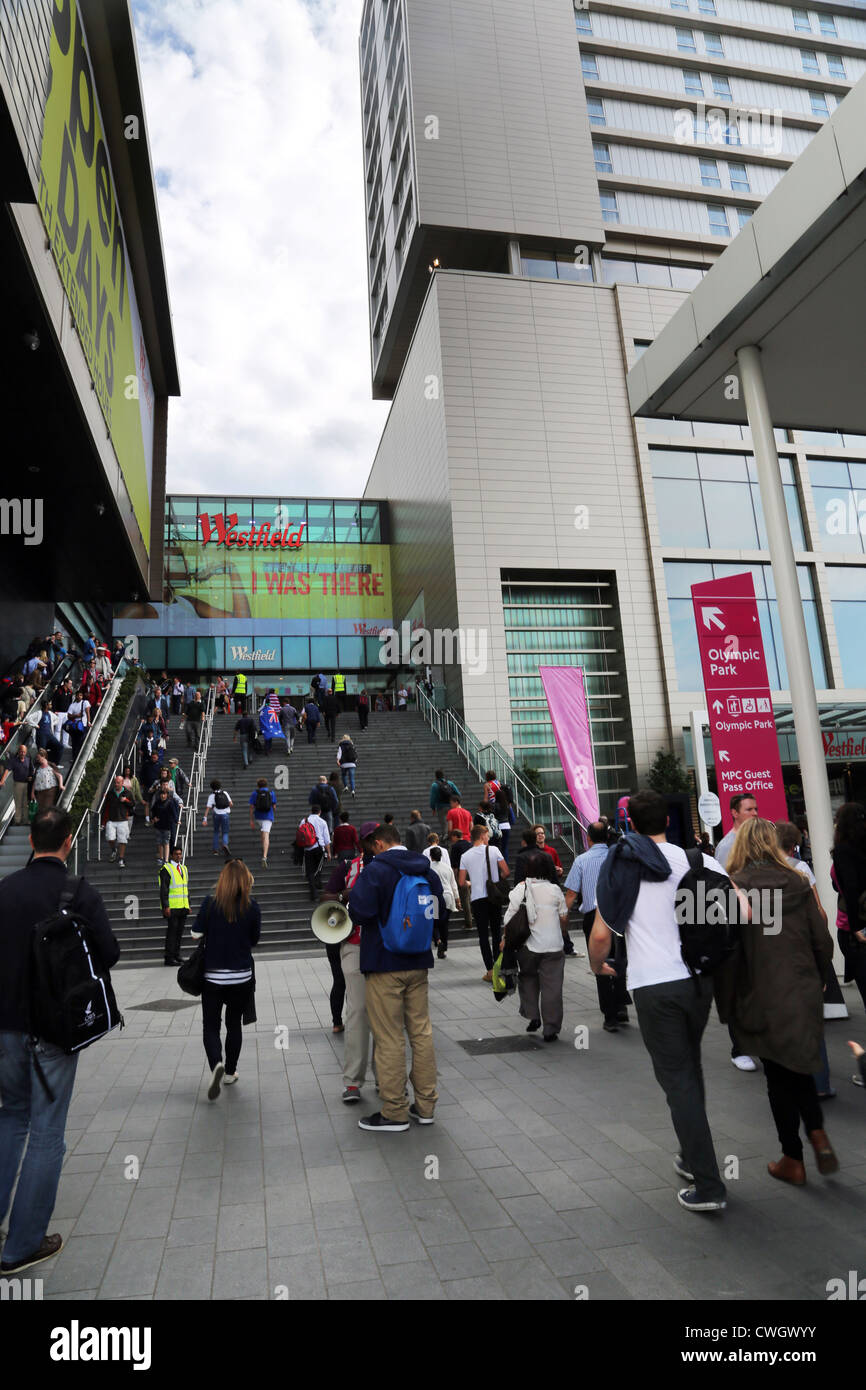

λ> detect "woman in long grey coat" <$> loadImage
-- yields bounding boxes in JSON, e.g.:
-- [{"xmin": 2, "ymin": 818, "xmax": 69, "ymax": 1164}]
[{"xmin": 721, "ymin": 818, "xmax": 837, "ymax": 1186}]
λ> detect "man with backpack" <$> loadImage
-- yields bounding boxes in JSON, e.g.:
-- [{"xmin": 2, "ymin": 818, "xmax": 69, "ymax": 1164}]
[
  {"xmin": 296, "ymin": 808, "xmax": 331, "ymax": 900},
  {"xmin": 303, "ymin": 697, "xmax": 321, "ymax": 744},
  {"xmin": 0, "ymin": 808, "xmax": 120, "ymax": 1274},
  {"xmin": 233, "ymin": 709, "xmax": 256, "ymax": 768},
  {"xmin": 348, "ymin": 823, "xmax": 444, "ymax": 1131},
  {"xmin": 249, "ymin": 778, "xmax": 276, "ymax": 868},
  {"xmin": 589, "ymin": 789, "xmax": 732, "ymax": 1214},
  {"xmin": 429, "ymin": 769, "xmax": 459, "ymax": 826}
]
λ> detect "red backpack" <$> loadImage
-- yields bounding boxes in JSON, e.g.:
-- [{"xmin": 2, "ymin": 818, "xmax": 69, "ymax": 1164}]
[{"xmin": 296, "ymin": 818, "xmax": 317, "ymax": 849}]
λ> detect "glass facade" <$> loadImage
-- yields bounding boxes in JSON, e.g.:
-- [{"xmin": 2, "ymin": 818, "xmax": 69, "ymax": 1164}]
[
  {"xmin": 650, "ymin": 449, "xmax": 805, "ymax": 549},
  {"xmin": 827, "ymin": 567, "xmax": 866, "ymax": 688},
  {"xmin": 664, "ymin": 562, "xmax": 827, "ymax": 692},
  {"xmin": 502, "ymin": 574, "xmax": 636, "ymax": 801},
  {"xmin": 809, "ymin": 458, "xmax": 866, "ymax": 554},
  {"xmin": 116, "ymin": 496, "xmax": 393, "ymax": 687}
]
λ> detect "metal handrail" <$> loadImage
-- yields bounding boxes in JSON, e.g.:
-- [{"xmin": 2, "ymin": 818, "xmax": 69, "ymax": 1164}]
[
  {"xmin": 414, "ymin": 686, "xmax": 589, "ymax": 858},
  {"xmin": 179, "ymin": 684, "xmax": 217, "ymax": 862},
  {"xmin": 58, "ymin": 661, "xmax": 129, "ymax": 810}
]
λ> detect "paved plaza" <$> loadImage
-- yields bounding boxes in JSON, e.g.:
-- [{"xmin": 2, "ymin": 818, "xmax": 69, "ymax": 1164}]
[{"xmin": 31, "ymin": 945, "xmax": 866, "ymax": 1302}]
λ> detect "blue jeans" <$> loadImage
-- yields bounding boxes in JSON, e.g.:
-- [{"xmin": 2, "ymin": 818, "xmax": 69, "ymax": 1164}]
[
  {"xmin": 241, "ymin": 740, "xmax": 251, "ymax": 768},
  {"xmin": 212, "ymin": 813, "xmax": 230, "ymax": 852},
  {"xmin": 342, "ymin": 766, "xmax": 356, "ymax": 792},
  {"xmin": 0, "ymin": 1032, "xmax": 79, "ymax": 1264}
]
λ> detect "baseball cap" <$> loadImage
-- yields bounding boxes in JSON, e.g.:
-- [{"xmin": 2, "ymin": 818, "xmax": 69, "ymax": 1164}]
[{"xmin": 360, "ymin": 821, "xmax": 381, "ymax": 840}]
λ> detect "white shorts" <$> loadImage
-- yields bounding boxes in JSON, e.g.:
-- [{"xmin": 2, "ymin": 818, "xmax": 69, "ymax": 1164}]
[
  {"xmin": 105, "ymin": 820, "xmax": 131, "ymax": 844},
  {"xmin": 255, "ymin": 819, "xmax": 272, "ymax": 836}
]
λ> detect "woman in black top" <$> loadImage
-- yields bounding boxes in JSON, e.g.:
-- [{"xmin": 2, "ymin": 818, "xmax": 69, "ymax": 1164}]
[
  {"xmin": 191, "ymin": 858, "xmax": 261, "ymax": 1099},
  {"xmin": 832, "ymin": 803, "xmax": 866, "ymax": 1012}
]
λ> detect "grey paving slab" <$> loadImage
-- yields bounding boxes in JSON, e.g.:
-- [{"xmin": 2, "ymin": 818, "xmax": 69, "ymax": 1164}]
[{"xmin": 28, "ymin": 954, "xmax": 866, "ymax": 1302}]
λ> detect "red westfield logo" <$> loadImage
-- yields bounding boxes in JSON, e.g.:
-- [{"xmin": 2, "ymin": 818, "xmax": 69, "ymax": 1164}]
[{"xmin": 198, "ymin": 513, "xmax": 306, "ymax": 550}]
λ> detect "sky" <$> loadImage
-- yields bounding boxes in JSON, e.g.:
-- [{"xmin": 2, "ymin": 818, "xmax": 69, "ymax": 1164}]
[{"xmin": 130, "ymin": 0, "xmax": 389, "ymax": 499}]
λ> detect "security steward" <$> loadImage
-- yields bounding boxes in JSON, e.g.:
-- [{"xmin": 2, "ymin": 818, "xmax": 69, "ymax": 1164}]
[
  {"xmin": 159, "ymin": 844, "xmax": 190, "ymax": 965},
  {"xmin": 232, "ymin": 671, "xmax": 248, "ymax": 714},
  {"xmin": 332, "ymin": 671, "xmax": 347, "ymax": 711}
]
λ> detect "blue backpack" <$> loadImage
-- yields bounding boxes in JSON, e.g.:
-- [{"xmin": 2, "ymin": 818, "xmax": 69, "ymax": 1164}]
[{"xmin": 381, "ymin": 873, "xmax": 436, "ymax": 954}]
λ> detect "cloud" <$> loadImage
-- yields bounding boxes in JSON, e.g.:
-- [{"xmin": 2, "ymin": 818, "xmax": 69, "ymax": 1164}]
[{"xmin": 131, "ymin": 0, "xmax": 389, "ymax": 499}]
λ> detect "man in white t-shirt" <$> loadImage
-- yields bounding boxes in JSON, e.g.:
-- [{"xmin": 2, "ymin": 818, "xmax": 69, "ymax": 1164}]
[
  {"xmin": 590, "ymin": 789, "xmax": 728, "ymax": 1215},
  {"xmin": 458, "ymin": 825, "xmax": 509, "ymax": 982}
]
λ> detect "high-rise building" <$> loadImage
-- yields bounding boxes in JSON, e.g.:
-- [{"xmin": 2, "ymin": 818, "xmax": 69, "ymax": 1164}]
[{"xmin": 359, "ymin": 0, "xmax": 866, "ymax": 811}]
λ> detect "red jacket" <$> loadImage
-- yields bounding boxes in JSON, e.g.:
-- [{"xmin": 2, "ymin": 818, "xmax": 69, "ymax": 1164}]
[{"xmin": 542, "ymin": 844, "xmax": 563, "ymax": 874}]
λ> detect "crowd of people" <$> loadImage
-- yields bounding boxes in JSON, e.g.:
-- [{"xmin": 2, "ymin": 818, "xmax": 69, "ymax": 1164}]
[
  {"xmin": 0, "ymin": 630, "xmax": 126, "ymax": 822},
  {"xmin": 3, "ymin": 680, "xmax": 866, "ymax": 1275}
]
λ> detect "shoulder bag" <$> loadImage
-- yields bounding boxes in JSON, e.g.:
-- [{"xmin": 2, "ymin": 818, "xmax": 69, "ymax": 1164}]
[
  {"xmin": 485, "ymin": 845, "xmax": 510, "ymax": 908},
  {"xmin": 177, "ymin": 903, "xmax": 212, "ymax": 996}
]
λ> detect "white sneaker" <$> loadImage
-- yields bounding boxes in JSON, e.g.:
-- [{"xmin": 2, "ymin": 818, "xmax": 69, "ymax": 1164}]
[
  {"xmin": 223, "ymin": 1073, "xmax": 238, "ymax": 1085},
  {"xmin": 731, "ymin": 1054, "xmax": 758, "ymax": 1072},
  {"xmin": 207, "ymin": 1063, "xmax": 225, "ymax": 1100}
]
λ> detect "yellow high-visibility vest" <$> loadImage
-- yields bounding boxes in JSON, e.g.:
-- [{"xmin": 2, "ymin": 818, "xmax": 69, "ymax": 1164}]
[
  {"xmin": 333, "ymin": 673, "xmax": 346, "ymax": 693},
  {"xmin": 160, "ymin": 862, "xmax": 189, "ymax": 910},
  {"xmin": 235, "ymin": 673, "xmax": 247, "ymax": 693}
]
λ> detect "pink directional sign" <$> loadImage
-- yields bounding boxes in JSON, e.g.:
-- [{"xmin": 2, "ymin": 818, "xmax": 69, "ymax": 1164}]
[{"xmin": 691, "ymin": 572, "xmax": 788, "ymax": 833}]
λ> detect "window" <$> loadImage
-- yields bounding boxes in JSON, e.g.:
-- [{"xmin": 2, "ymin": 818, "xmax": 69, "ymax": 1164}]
[
  {"xmin": 670, "ymin": 264, "xmax": 705, "ymax": 288},
  {"xmin": 637, "ymin": 261, "xmax": 674, "ymax": 286},
  {"xmin": 683, "ymin": 69, "xmax": 704, "ymax": 94},
  {"xmin": 600, "ymin": 192, "xmax": 619, "ymax": 223},
  {"xmin": 712, "ymin": 74, "xmax": 732, "ymax": 99},
  {"xmin": 728, "ymin": 161, "xmax": 750, "ymax": 191},
  {"xmin": 818, "ymin": 14, "xmax": 837, "ymax": 35},
  {"xmin": 827, "ymin": 568, "xmax": 866, "ymax": 687},
  {"xmin": 698, "ymin": 0, "xmax": 716, "ymax": 12},
  {"xmin": 707, "ymin": 203, "xmax": 730, "ymax": 234},
  {"xmin": 634, "ymin": 340, "xmax": 652, "ymax": 357},
  {"xmin": 575, "ymin": 9, "xmax": 592, "ymax": 32},
  {"xmin": 587, "ymin": 96, "xmax": 606, "ymax": 126},
  {"xmin": 699, "ymin": 156, "xmax": 721, "ymax": 187},
  {"xmin": 809, "ymin": 459, "xmax": 866, "ymax": 556},
  {"xmin": 736, "ymin": 207, "xmax": 753, "ymax": 228},
  {"xmin": 810, "ymin": 92, "xmax": 829, "ymax": 117},
  {"xmin": 307, "ymin": 501, "xmax": 335, "ymax": 543},
  {"xmin": 828, "ymin": 55, "xmax": 846, "ymax": 78},
  {"xmin": 791, "ymin": 7, "xmax": 811, "ymax": 31},
  {"xmin": 704, "ymin": 32, "xmax": 724, "ymax": 55},
  {"xmin": 601, "ymin": 256, "xmax": 637, "ymax": 283},
  {"xmin": 800, "ymin": 48, "xmax": 820, "ymax": 72},
  {"xmin": 593, "ymin": 141, "xmax": 613, "ymax": 173},
  {"xmin": 582, "ymin": 54, "xmax": 599, "ymax": 80},
  {"xmin": 676, "ymin": 27, "xmax": 697, "ymax": 50},
  {"xmin": 522, "ymin": 250, "xmax": 558, "ymax": 278},
  {"xmin": 671, "ymin": 0, "xmax": 690, "ymax": 10}
]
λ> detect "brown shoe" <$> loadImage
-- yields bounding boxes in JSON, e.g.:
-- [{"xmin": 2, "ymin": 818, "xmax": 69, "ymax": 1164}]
[
  {"xmin": 768, "ymin": 1156, "xmax": 806, "ymax": 1186},
  {"xmin": 808, "ymin": 1129, "xmax": 839, "ymax": 1175},
  {"xmin": 0, "ymin": 1232, "xmax": 63, "ymax": 1273}
]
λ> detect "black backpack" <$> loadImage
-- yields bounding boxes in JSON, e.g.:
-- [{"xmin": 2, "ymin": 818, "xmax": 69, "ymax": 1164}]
[
  {"xmin": 214, "ymin": 789, "xmax": 230, "ymax": 810},
  {"xmin": 674, "ymin": 848, "xmax": 742, "ymax": 976},
  {"xmin": 255, "ymin": 787, "xmax": 272, "ymax": 814},
  {"xmin": 29, "ymin": 877, "xmax": 123, "ymax": 1071},
  {"xmin": 341, "ymin": 741, "xmax": 357, "ymax": 764}
]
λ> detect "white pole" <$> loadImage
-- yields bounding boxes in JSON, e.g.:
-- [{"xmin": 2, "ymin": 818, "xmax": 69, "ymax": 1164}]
[
  {"xmin": 690, "ymin": 708, "xmax": 711, "ymax": 833},
  {"xmin": 735, "ymin": 344, "xmax": 834, "ymax": 906}
]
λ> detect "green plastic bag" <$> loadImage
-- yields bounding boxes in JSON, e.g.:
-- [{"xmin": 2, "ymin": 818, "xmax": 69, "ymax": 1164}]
[{"xmin": 28, "ymin": 798, "xmax": 38, "ymax": 822}]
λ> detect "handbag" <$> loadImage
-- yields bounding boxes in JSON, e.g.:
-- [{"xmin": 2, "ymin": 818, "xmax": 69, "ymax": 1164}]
[
  {"xmin": 177, "ymin": 904, "xmax": 211, "ymax": 996},
  {"xmin": 242, "ymin": 963, "xmax": 257, "ymax": 1025},
  {"xmin": 485, "ymin": 846, "xmax": 510, "ymax": 908}
]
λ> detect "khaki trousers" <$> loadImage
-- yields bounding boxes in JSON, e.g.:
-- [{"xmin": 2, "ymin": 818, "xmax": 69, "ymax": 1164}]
[
  {"xmin": 340, "ymin": 942, "xmax": 375, "ymax": 1089},
  {"xmin": 364, "ymin": 970, "xmax": 438, "ymax": 1122}
]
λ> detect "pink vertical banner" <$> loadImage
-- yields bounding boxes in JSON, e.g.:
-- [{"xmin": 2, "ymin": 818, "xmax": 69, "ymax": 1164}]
[{"xmin": 539, "ymin": 666, "xmax": 599, "ymax": 825}]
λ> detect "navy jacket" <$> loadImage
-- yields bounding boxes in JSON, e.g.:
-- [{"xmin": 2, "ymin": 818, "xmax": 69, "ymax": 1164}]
[
  {"xmin": 348, "ymin": 848, "xmax": 444, "ymax": 974},
  {"xmin": 596, "ymin": 832, "xmax": 673, "ymax": 936},
  {"xmin": 0, "ymin": 858, "xmax": 119, "ymax": 1033},
  {"xmin": 193, "ymin": 895, "xmax": 261, "ymax": 973}
]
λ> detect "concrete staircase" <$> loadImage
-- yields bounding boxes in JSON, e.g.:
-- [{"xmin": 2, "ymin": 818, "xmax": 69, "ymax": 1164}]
[{"xmin": 81, "ymin": 706, "xmax": 537, "ymax": 968}]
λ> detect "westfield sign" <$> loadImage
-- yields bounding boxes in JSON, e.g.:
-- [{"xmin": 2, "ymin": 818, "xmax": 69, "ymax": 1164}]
[{"xmin": 198, "ymin": 512, "xmax": 306, "ymax": 550}]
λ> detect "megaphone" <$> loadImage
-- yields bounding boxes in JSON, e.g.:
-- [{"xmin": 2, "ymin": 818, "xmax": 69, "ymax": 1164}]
[{"xmin": 311, "ymin": 901, "xmax": 352, "ymax": 944}]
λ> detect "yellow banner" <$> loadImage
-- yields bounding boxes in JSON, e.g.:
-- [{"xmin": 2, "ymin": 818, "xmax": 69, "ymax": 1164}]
[{"xmin": 38, "ymin": 0, "xmax": 151, "ymax": 548}]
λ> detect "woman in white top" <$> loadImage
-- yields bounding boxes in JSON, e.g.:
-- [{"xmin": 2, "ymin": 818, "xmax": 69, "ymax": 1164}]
[
  {"xmin": 503, "ymin": 852, "xmax": 570, "ymax": 1042},
  {"xmin": 427, "ymin": 845, "xmax": 459, "ymax": 960},
  {"xmin": 203, "ymin": 779, "xmax": 234, "ymax": 857}
]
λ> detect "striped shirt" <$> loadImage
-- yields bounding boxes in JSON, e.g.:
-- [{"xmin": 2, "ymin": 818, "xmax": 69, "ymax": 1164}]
[
  {"xmin": 564, "ymin": 843, "xmax": 609, "ymax": 912},
  {"xmin": 204, "ymin": 967, "xmax": 252, "ymax": 985}
]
